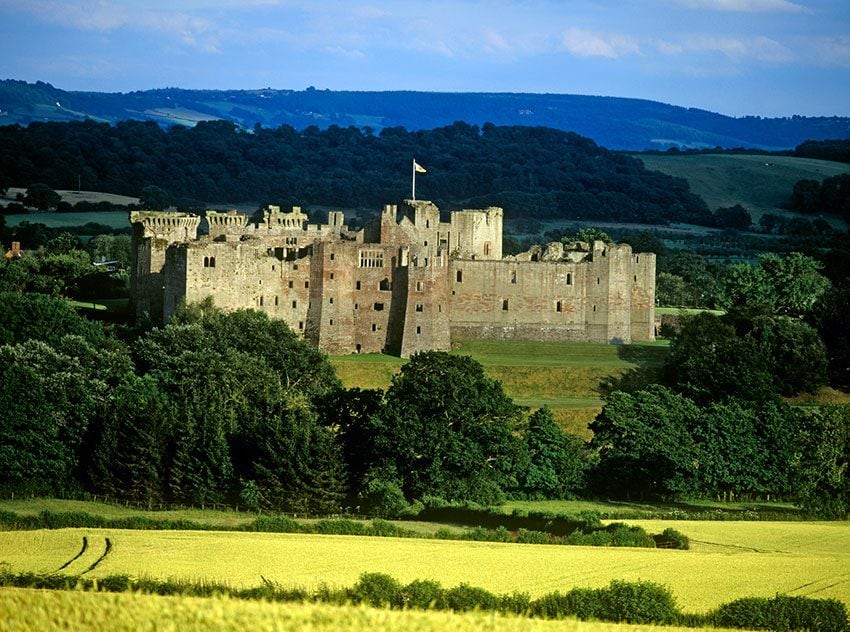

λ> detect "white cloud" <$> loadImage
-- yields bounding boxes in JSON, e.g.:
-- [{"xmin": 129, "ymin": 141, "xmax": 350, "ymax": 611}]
[
  {"xmin": 4, "ymin": 0, "xmax": 221, "ymax": 52},
  {"xmin": 669, "ymin": 0, "xmax": 811, "ymax": 13},
  {"xmin": 810, "ymin": 36, "xmax": 850, "ymax": 68},
  {"xmin": 656, "ymin": 35, "xmax": 793, "ymax": 62},
  {"xmin": 561, "ymin": 28, "xmax": 640, "ymax": 59}
]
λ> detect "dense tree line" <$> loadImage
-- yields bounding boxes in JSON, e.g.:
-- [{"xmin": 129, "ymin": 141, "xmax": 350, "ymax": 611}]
[
  {"xmin": 793, "ymin": 139, "xmax": 850, "ymax": 164},
  {"xmin": 0, "ymin": 119, "xmax": 712, "ymax": 225},
  {"xmin": 790, "ymin": 173, "xmax": 850, "ymax": 218},
  {"xmin": 0, "ymin": 295, "xmax": 594, "ymax": 511}
]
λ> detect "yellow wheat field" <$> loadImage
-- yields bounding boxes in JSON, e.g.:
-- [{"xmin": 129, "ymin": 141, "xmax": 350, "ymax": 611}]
[
  {"xmin": 2, "ymin": 521, "xmax": 849, "ymax": 613},
  {"xmin": 0, "ymin": 587, "xmax": 736, "ymax": 632}
]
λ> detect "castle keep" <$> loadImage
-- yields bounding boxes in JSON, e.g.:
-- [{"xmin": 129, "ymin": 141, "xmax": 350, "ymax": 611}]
[{"xmin": 130, "ymin": 201, "xmax": 655, "ymax": 356}]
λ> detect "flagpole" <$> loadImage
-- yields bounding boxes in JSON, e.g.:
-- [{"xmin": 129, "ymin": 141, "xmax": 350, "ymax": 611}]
[{"xmin": 411, "ymin": 159, "xmax": 416, "ymax": 200}]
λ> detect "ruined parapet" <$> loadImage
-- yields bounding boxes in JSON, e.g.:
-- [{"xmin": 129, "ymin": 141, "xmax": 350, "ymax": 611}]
[
  {"xmin": 130, "ymin": 211, "xmax": 201, "ymax": 242},
  {"xmin": 401, "ymin": 199, "xmax": 440, "ymax": 230},
  {"xmin": 260, "ymin": 205, "xmax": 309, "ymax": 230},
  {"xmin": 207, "ymin": 210, "xmax": 249, "ymax": 240}
]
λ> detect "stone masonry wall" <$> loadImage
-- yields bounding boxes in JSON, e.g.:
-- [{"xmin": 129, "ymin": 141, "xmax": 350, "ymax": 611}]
[{"xmin": 132, "ymin": 202, "xmax": 655, "ymax": 356}]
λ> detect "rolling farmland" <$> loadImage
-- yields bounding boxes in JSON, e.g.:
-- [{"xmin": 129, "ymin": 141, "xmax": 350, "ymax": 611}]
[
  {"xmin": 2, "ymin": 521, "xmax": 848, "ymax": 613},
  {"xmin": 0, "ymin": 588, "xmax": 729, "ymax": 632},
  {"xmin": 635, "ymin": 153, "xmax": 850, "ymax": 224}
]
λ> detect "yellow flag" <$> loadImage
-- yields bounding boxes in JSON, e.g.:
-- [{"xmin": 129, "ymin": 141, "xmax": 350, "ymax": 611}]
[{"xmin": 414, "ymin": 160, "xmax": 426, "ymax": 173}]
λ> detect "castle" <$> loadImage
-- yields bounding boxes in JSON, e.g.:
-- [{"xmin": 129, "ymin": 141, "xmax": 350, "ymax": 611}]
[{"xmin": 130, "ymin": 201, "xmax": 655, "ymax": 356}]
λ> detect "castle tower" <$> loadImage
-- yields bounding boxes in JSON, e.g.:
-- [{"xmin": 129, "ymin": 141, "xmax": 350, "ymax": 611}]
[
  {"xmin": 129, "ymin": 211, "xmax": 200, "ymax": 322},
  {"xmin": 449, "ymin": 207, "xmax": 503, "ymax": 259}
]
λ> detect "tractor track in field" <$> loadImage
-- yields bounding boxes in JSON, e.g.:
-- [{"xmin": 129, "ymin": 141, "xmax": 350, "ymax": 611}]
[
  {"xmin": 80, "ymin": 537, "xmax": 112, "ymax": 574},
  {"xmin": 56, "ymin": 536, "xmax": 88, "ymax": 572},
  {"xmin": 689, "ymin": 538, "xmax": 784, "ymax": 554}
]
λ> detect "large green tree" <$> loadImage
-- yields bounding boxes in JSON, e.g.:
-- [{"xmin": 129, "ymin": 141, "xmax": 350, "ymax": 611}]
[
  {"xmin": 373, "ymin": 351, "xmax": 525, "ymax": 504},
  {"xmin": 520, "ymin": 407, "xmax": 590, "ymax": 499},
  {"xmin": 0, "ymin": 340, "xmax": 108, "ymax": 494},
  {"xmin": 589, "ymin": 385, "xmax": 701, "ymax": 499},
  {"xmin": 795, "ymin": 406, "xmax": 850, "ymax": 518}
]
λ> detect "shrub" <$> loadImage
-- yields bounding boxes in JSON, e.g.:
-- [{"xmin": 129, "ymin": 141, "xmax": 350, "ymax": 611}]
[
  {"xmin": 565, "ymin": 587, "xmax": 606, "ymax": 620},
  {"xmin": 606, "ymin": 523, "xmax": 656, "ymax": 548},
  {"xmin": 654, "ymin": 527, "xmax": 690, "ymax": 550},
  {"xmin": 313, "ymin": 519, "xmax": 368, "ymax": 536},
  {"xmin": 403, "ymin": 579, "xmax": 444, "ymax": 609},
  {"xmin": 599, "ymin": 580, "xmax": 678, "ymax": 624},
  {"xmin": 349, "ymin": 572, "xmax": 403, "ymax": 608},
  {"xmin": 444, "ymin": 583, "xmax": 501, "ymax": 612},
  {"xmin": 499, "ymin": 591, "xmax": 532, "ymax": 614},
  {"xmin": 712, "ymin": 594, "xmax": 849, "ymax": 631},
  {"xmin": 368, "ymin": 518, "xmax": 406, "ymax": 537},
  {"xmin": 516, "ymin": 528, "xmax": 550, "ymax": 544},
  {"xmin": 530, "ymin": 591, "xmax": 573, "ymax": 619},
  {"xmin": 242, "ymin": 515, "xmax": 305, "ymax": 533},
  {"xmin": 433, "ymin": 527, "xmax": 454, "ymax": 539},
  {"xmin": 461, "ymin": 525, "xmax": 511, "ymax": 542},
  {"xmin": 96, "ymin": 574, "xmax": 132, "ymax": 592}
]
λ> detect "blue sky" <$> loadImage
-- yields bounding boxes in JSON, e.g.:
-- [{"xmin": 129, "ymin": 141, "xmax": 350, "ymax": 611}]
[{"xmin": 0, "ymin": 0, "xmax": 848, "ymax": 117}]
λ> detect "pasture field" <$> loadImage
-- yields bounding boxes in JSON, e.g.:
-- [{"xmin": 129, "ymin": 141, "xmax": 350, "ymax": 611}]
[
  {"xmin": 3, "ymin": 210, "xmax": 130, "ymax": 229},
  {"xmin": 4, "ymin": 187, "xmax": 139, "ymax": 206},
  {"xmin": 0, "ymin": 588, "xmax": 727, "ymax": 632},
  {"xmin": 635, "ymin": 153, "xmax": 850, "ymax": 223},
  {"xmin": 330, "ymin": 340, "xmax": 669, "ymax": 436},
  {"xmin": 2, "ymin": 521, "xmax": 848, "ymax": 613}
]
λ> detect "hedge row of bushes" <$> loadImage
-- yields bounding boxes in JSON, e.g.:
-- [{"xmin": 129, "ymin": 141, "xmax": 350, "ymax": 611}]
[
  {"xmin": 408, "ymin": 496, "xmax": 805, "ymax": 528},
  {"xmin": 0, "ymin": 509, "xmax": 689, "ymax": 549},
  {"xmin": 1, "ymin": 568, "xmax": 846, "ymax": 630}
]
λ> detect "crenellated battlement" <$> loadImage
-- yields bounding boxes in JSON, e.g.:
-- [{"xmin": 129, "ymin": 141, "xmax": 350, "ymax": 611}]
[{"xmin": 129, "ymin": 211, "xmax": 201, "ymax": 241}]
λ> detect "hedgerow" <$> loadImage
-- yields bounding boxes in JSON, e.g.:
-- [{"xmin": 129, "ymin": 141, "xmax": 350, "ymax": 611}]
[
  {"xmin": 1, "ymin": 568, "xmax": 845, "ymax": 630},
  {"xmin": 0, "ymin": 509, "xmax": 689, "ymax": 549}
]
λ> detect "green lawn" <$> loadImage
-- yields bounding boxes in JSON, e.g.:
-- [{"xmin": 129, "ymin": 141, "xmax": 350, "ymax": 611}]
[
  {"xmin": 4, "ymin": 211, "xmax": 130, "ymax": 229},
  {"xmin": 330, "ymin": 340, "xmax": 670, "ymax": 436}
]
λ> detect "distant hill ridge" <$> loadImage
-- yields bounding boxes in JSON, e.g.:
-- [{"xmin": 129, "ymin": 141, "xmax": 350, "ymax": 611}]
[{"xmin": 1, "ymin": 79, "xmax": 848, "ymax": 151}]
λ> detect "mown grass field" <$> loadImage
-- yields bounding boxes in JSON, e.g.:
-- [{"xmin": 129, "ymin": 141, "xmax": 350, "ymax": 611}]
[
  {"xmin": 635, "ymin": 153, "xmax": 850, "ymax": 224},
  {"xmin": 2, "ymin": 521, "xmax": 848, "ymax": 613},
  {"xmin": 0, "ymin": 588, "xmax": 730, "ymax": 632},
  {"xmin": 3, "ymin": 210, "xmax": 130, "ymax": 229},
  {"xmin": 330, "ymin": 340, "xmax": 669, "ymax": 437}
]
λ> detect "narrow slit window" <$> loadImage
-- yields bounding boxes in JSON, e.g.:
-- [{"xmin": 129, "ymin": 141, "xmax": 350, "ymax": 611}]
[
  {"xmin": 502, "ymin": 299, "xmax": 509, "ymax": 311},
  {"xmin": 556, "ymin": 301, "xmax": 562, "ymax": 312},
  {"xmin": 456, "ymin": 270, "xmax": 463, "ymax": 283},
  {"xmin": 415, "ymin": 304, "xmax": 423, "ymax": 312}
]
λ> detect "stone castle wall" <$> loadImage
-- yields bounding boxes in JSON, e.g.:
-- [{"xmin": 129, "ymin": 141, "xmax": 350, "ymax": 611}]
[{"xmin": 130, "ymin": 202, "xmax": 655, "ymax": 356}]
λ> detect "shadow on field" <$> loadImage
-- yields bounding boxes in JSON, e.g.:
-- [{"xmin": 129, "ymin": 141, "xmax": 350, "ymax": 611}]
[{"xmin": 599, "ymin": 345, "xmax": 668, "ymax": 396}]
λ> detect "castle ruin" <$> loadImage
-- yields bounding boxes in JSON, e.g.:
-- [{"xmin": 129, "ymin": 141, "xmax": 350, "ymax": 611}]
[{"xmin": 130, "ymin": 201, "xmax": 655, "ymax": 356}]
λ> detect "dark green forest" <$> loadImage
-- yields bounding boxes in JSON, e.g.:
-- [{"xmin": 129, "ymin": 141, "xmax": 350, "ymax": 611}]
[{"xmin": 0, "ymin": 120, "xmax": 713, "ymax": 225}]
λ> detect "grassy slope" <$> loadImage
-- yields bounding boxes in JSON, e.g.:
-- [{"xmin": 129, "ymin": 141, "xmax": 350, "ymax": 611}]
[
  {"xmin": 0, "ymin": 588, "xmax": 723, "ymax": 632},
  {"xmin": 2, "ymin": 522, "xmax": 848, "ymax": 612},
  {"xmin": 331, "ymin": 340, "xmax": 669, "ymax": 437},
  {"xmin": 636, "ymin": 153, "xmax": 850, "ymax": 223}
]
